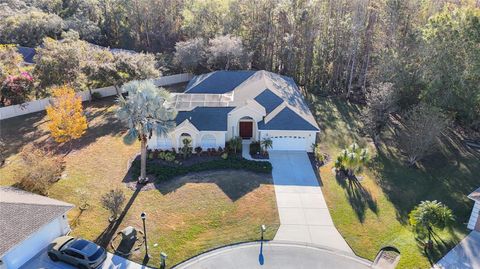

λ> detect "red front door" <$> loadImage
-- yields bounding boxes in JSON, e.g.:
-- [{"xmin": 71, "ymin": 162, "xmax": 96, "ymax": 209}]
[{"xmin": 239, "ymin": 122, "xmax": 253, "ymax": 139}]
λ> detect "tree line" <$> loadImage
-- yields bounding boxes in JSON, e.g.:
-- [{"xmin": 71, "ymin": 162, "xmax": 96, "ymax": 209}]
[{"xmin": 1, "ymin": 0, "xmax": 479, "ymax": 129}]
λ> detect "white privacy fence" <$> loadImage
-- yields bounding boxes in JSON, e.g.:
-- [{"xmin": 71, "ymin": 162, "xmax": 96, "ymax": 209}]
[{"xmin": 0, "ymin": 73, "xmax": 193, "ymax": 120}]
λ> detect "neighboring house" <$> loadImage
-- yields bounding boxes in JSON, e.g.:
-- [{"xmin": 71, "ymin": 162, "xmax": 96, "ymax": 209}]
[
  {"xmin": 16, "ymin": 46, "xmax": 36, "ymax": 65},
  {"xmin": 467, "ymin": 187, "xmax": 480, "ymax": 232},
  {"xmin": 149, "ymin": 70, "xmax": 320, "ymax": 152},
  {"xmin": 0, "ymin": 187, "xmax": 73, "ymax": 269}
]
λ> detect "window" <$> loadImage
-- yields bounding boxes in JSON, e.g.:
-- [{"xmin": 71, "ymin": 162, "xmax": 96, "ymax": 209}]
[
  {"xmin": 65, "ymin": 250, "xmax": 84, "ymax": 259},
  {"xmin": 88, "ymin": 248, "xmax": 104, "ymax": 261}
]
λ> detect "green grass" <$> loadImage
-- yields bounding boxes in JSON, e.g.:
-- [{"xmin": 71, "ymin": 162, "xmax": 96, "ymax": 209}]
[
  {"xmin": 311, "ymin": 96, "xmax": 479, "ymax": 268},
  {"xmin": 0, "ymin": 97, "xmax": 279, "ymax": 268}
]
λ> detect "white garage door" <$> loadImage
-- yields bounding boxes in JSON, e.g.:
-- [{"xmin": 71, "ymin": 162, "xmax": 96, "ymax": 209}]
[
  {"xmin": 270, "ymin": 135, "xmax": 308, "ymax": 151},
  {"xmin": 201, "ymin": 134, "xmax": 216, "ymax": 149}
]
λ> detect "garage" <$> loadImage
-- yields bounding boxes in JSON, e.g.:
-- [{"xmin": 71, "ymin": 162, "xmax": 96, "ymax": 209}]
[
  {"xmin": 260, "ymin": 130, "xmax": 316, "ymax": 152},
  {"xmin": 201, "ymin": 134, "xmax": 217, "ymax": 149},
  {"xmin": 0, "ymin": 187, "xmax": 73, "ymax": 269},
  {"xmin": 269, "ymin": 135, "xmax": 309, "ymax": 151}
]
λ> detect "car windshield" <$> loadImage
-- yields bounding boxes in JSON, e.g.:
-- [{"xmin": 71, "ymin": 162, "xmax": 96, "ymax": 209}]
[{"xmin": 88, "ymin": 248, "xmax": 104, "ymax": 261}]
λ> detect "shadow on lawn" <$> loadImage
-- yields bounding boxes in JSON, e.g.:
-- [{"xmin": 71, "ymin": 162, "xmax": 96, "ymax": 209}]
[
  {"xmin": 95, "ymin": 185, "xmax": 142, "ymax": 247},
  {"xmin": 335, "ymin": 171, "xmax": 378, "ymax": 223},
  {"xmin": 371, "ymin": 126, "xmax": 480, "ymax": 224},
  {"xmin": 414, "ymin": 229, "xmax": 462, "ymax": 266},
  {"xmin": 123, "ymin": 169, "xmax": 273, "ymax": 202},
  {"xmin": 1, "ymin": 97, "xmax": 124, "ymax": 158}
]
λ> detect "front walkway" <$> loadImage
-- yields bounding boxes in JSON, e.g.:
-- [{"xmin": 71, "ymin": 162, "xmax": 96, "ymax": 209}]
[
  {"xmin": 269, "ymin": 151, "xmax": 353, "ymax": 253},
  {"xmin": 173, "ymin": 241, "xmax": 371, "ymax": 269},
  {"xmin": 433, "ymin": 231, "xmax": 480, "ymax": 269}
]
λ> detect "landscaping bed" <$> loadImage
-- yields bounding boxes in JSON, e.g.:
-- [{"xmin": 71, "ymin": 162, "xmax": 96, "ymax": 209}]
[{"xmin": 130, "ymin": 155, "xmax": 272, "ymax": 182}]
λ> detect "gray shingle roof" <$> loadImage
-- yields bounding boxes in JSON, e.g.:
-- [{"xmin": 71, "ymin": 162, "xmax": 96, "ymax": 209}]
[
  {"xmin": 17, "ymin": 46, "xmax": 36, "ymax": 64},
  {"xmin": 468, "ymin": 187, "xmax": 480, "ymax": 203},
  {"xmin": 254, "ymin": 89, "xmax": 284, "ymax": 114},
  {"xmin": 176, "ymin": 107, "xmax": 234, "ymax": 131},
  {"xmin": 0, "ymin": 187, "xmax": 73, "ymax": 257},
  {"xmin": 185, "ymin": 71, "xmax": 256, "ymax": 94},
  {"xmin": 258, "ymin": 107, "xmax": 319, "ymax": 131}
]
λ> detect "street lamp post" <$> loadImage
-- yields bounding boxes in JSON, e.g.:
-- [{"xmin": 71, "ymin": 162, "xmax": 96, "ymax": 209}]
[
  {"xmin": 260, "ymin": 224, "xmax": 266, "ymax": 241},
  {"xmin": 141, "ymin": 212, "xmax": 149, "ymax": 259},
  {"xmin": 160, "ymin": 252, "xmax": 168, "ymax": 269}
]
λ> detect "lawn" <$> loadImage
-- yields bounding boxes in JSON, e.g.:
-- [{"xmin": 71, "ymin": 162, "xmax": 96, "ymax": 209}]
[
  {"xmin": 0, "ymin": 97, "xmax": 279, "ymax": 268},
  {"xmin": 311, "ymin": 96, "xmax": 480, "ymax": 268}
]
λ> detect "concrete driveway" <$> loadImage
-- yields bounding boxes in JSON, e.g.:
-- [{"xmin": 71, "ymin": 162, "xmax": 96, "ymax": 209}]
[
  {"xmin": 20, "ymin": 247, "xmax": 150, "ymax": 269},
  {"xmin": 269, "ymin": 151, "xmax": 353, "ymax": 253},
  {"xmin": 433, "ymin": 231, "xmax": 480, "ymax": 269},
  {"xmin": 173, "ymin": 241, "xmax": 371, "ymax": 269}
]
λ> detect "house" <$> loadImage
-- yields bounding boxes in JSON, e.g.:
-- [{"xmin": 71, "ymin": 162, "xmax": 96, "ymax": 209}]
[
  {"xmin": 467, "ymin": 187, "xmax": 480, "ymax": 232},
  {"xmin": 148, "ymin": 70, "xmax": 320, "ymax": 152},
  {"xmin": 0, "ymin": 187, "xmax": 73, "ymax": 269}
]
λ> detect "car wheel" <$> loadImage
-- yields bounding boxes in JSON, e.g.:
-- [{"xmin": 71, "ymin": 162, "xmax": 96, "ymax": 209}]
[{"xmin": 48, "ymin": 253, "xmax": 59, "ymax": 262}]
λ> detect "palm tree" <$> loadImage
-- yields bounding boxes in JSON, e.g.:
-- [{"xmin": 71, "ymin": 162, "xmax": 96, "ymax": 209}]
[
  {"xmin": 335, "ymin": 142, "xmax": 369, "ymax": 177},
  {"xmin": 409, "ymin": 200, "xmax": 455, "ymax": 248},
  {"xmin": 228, "ymin": 136, "xmax": 242, "ymax": 154},
  {"xmin": 261, "ymin": 137, "xmax": 273, "ymax": 155},
  {"xmin": 116, "ymin": 80, "xmax": 177, "ymax": 183}
]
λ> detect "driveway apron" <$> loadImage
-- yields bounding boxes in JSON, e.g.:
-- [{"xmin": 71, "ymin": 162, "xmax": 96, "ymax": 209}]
[{"xmin": 269, "ymin": 151, "xmax": 353, "ymax": 253}]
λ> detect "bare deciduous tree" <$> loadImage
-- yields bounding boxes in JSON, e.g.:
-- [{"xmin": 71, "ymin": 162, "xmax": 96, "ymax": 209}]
[
  {"xmin": 174, "ymin": 37, "xmax": 207, "ymax": 73},
  {"xmin": 399, "ymin": 104, "xmax": 448, "ymax": 166},
  {"xmin": 101, "ymin": 188, "xmax": 126, "ymax": 222},
  {"xmin": 206, "ymin": 35, "xmax": 251, "ymax": 70},
  {"xmin": 362, "ymin": 82, "xmax": 398, "ymax": 145}
]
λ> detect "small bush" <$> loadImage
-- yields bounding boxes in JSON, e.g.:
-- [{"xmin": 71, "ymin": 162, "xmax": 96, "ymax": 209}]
[
  {"xmin": 14, "ymin": 145, "xmax": 64, "ymax": 195},
  {"xmin": 195, "ymin": 146, "xmax": 202, "ymax": 155},
  {"xmin": 91, "ymin": 91, "xmax": 102, "ymax": 100},
  {"xmin": 221, "ymin": 152, "xmax": 228, "ymax": 159},
  {"xmin": 101, "ymin": 188, "xmax": 125, "ymax": 222},
  {"xmin": 250, "ymin": 141, "xmax": 261, "ymax": 155},
  {"xmin": 132, "ymin": 156, "xmax": 272, "ymax": 182}
]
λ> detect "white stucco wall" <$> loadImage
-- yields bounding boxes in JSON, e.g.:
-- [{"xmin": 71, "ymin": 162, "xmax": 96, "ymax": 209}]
[
  {"xmin": 260, "ymin": 130, "xmax": 317, "ymax": 152},
  {"xmin": 227, "ymin": 103, "xmax": 265, "ymax": 141},
  {"xmin": 1, "ymin": 215, "xmax": 70, "ymax": 269},
  {"xmin": 467, "ymin": 201, "xmax": 480, "ymax": 231},
  {"xmin": 148, "ymin": 128, "xmax": 227, "ymax": 151}
]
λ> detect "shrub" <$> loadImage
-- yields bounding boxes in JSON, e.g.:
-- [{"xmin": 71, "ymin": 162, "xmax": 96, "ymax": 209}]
[
  {"xmin": 250, "ymin": 141, "xmax": 261, "ymax": 155},
  {"xmin": 132, "ymin": 156, "xmax": 272, "ymax": 182},
  {"xmin": 91, "ymin": 91, "xmax": 102, "ymax": 100},
  {"xmin": 195, "ymin": 146, "xmax": 202, "ymax": 155},
  {"xmin": 180, "ymin": 137, "xmax": 193, "ymax": 159},
  {"xmin": 335, "ymin": 142, "xmax": 369, "ymax": 177},
  {"xmin": 227, "ymin": 136, "xmax": 242, "ymax": 154},
  {"xmin": 14, "ymin": 145, "xmax": 64, "ymax": 195},
  {"xmin": 101, "ymin": 188, "xmax": 125, "ymax": 222},
  {"xmin": 409, "ymin": 200, "xmax": 454, "ymax": 247},
  {"xmin": 221, "ymin": 152, "xmax": 228, "ymax": 159}
]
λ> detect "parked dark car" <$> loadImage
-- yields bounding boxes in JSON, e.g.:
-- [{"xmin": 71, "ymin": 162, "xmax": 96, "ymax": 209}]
[{"xmin": 48, "ymin": 236, "xmax": 107, "ymax": 269}]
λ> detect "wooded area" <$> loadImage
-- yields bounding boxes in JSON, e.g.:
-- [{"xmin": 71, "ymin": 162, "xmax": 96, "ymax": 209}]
[{"xmin": 0, "ymin": 0, "xmax": 479, "ymax": 129}]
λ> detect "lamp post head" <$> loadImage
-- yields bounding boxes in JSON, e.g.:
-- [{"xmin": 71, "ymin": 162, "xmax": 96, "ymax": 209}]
[
  {"xmin": 141, "ymin": 212, "xmax": 146, "ymax": 220},
  {"xmin": 261, "ymin": 224, "xmax": 266, "ymax": 232}
]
